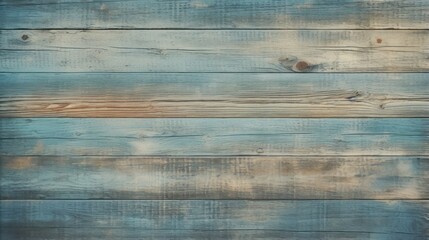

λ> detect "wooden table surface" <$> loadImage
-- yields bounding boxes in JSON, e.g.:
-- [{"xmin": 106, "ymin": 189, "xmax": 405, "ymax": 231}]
[{"xmin": 1, "ymin": 1, "xmax": 428, "ymax": 239}]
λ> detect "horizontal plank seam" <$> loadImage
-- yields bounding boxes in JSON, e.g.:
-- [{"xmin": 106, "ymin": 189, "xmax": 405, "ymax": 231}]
[
  {"xmin": 1, "ymin": 155, "xmax": 426, "ymax": 158},
  {"xmin": 2, "ymin": 199, "xmax": 429, "ymax": 202},
  {"xmin": 2, "ymin": 117, "xmax": 429, "ymax": 119},
  {"xmin": 0, "ymin": 228, "xmax": 426, "ymax": 235},
  {"xmin": 3, "ymin": 156, "xmax": 428, "ymax": 159},
  {"xmin": 0, "ymin": 117, "xmax": 427, "ymax": 119},
  {"xmin": 1, "ymin": 72, "xmax": 429, "ymax": 74},
  {"xmin": 2, "ymin": 199, "xmax": 429, "ymax": 201},
  {"xmin": 2, "ymin": 28, "xmax": 429, "ymax": 31}
]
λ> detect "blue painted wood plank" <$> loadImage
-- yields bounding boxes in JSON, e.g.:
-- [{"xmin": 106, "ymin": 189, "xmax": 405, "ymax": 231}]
[
  {"xmin": 0, "ymin": 118, "xmax": 427, "ymax": 156},
  {"xmin": 2, "ymin": 228, "xmax": 426, "ymax": 240},
  {"xmin": 1, "ymin": 30, "xmax": 427, "ymax": 72},
  {"xmin": 1, "ymin": 156, "xmax": 428, "ymax": 200},
  {"xmin": 1, "ymin": 200, "xmax": 428, "ymax": 238},
  {"xmin": 0, "ymin": 0, "xmax": 427, "ymax": 29},
  {"xmin": 1, "ymin": 73, "xmax": 428, "ymax": 117}
]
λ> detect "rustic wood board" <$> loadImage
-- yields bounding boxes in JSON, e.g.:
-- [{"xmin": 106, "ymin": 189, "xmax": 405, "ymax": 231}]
[
  {"xmin": 3, "ymin": 228, "xmax": 426, "ymax": 240},
  {"xmin": 1, "ymin": 200, "xmax": 428, "ymax": 238},
  {"xmin": 1, "ymin": 1, "xmax": 428, "ymax": 239},
  {"xmin": 0, "ymin": 0, "xmax": 428, "ymax": 29},
  {"xmin": 1, "ymin": 30, "xmax": 428, "ymax": 72},
  {"xmin": 1, "ymin": 118, "xmax": 427, "ymax": 156},
  {"xmin": 1, "ymin": 73, "xmax": 428, "ymax": 118},
  {"xmin": 1, "ymin": 156, "xmax": 427, "ymax": 200}
]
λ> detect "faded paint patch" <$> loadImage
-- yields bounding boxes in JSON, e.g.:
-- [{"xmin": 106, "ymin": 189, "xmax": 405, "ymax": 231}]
[
  {"xmin": 5, "ymin": 157, "xmax": 34, "ymax": 169},
  {"xmin": 100, "ymin": 4, "xmax": 109, "ymax": 12},
  {"xmin": 130, "ymin": 140, "xmax": 158, "ymax": 155},
  {"xmin": 32, "ymin": 140, "xmax": 45, "ymax": 155},
  {"xmin": 396, "ymin": 160, "xmax": 414, "ymax": 176},
  {"xmin": 190, "ymin": 1, "xmax": 209, "ymax": 8}
]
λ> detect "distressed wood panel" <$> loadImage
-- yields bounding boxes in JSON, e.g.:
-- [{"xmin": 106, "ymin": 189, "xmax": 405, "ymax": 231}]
[
  {"xmin": 0, "ymin": 0, "xmax": 428, "ymax": 30},
  {"xmin": 0, "ymin": 118, "xmax": 427, "ymax": 156},
  {"xmin": 1, "ymin": 156, "xmax": 428, "ymax": 200},
  {"xmin": 1, "ymin": 73, "xmax": 428, "ymax": 118},
  {"xmin": 0, "ymin": 1, "xmax": 427, "ymax": 240},
  {"xmin": 1, "ymin": 30, "xmax": 428, "ymax": 72},
  {"xmin": 2, "ymin": 228, "xmax": 426, "ymax": 240},
  {"xmin": 1, "ymin": 200, "xmax": 428, "ymax": 238}
]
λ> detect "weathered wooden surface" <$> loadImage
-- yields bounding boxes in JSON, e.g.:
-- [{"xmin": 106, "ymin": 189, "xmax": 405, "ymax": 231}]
[
  {"xmin": 3, "ymin": 228, "xmax": 426, "ymax": 240},
  {"xmin": 1, "ymin": 0, "xmax": 428, "ymax": 29},
  {"xmin": 1, "ymin": 200, "xmax": 428, "ymax": 238},
  {"xmin": 1, "ymin": 30, "xmax": 428, "ymax": 72},
  {"xmin": 1, "ymin": 118, "xmax": 427, "ymax": 156},
  {"xmin": 1, "ymin": 73, "xmax": 428, "ymax": 118},
  {"xmin": 1, "ymin": 156, "xmax": 428, "ymax": 200},
  {"xmin": 1, "ymin": 1, "xmax": 427, "ymax": 239}
]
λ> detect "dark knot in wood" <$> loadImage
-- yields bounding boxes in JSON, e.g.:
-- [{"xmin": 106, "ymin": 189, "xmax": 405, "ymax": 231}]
[{"xmin": 295, "ymin": 61, "xmax": 309, "ymax": 71}]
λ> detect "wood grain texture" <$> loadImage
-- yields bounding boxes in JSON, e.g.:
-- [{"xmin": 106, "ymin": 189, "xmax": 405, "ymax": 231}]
[
  {"xmin": 1, "ymin": 73, "xmax": 428, "ymax": 118},
  {"xmin": 0, "ymin": 1, "xmax": 427, "ymax": 239},
  {"xmin": 1, "ymin": 30, "xmax": 428, "ymax": 72},
  {"xmin": 3, "ymin": 228, "xmax": 426, "ymax": 240},
  {"xmin": 0, "ymin": 118, "xmax": 427, "ymax": 156},
  {"xmin": 1, "ymin": 200, "xmax": 428, "ymax": 238},
  {"xmin": 1, "ymin": 156, "xmax": 428, "ymax": 200},
  {"xmin": 0, "ymin": 0, "xmax": 428, "ymax": 30}
]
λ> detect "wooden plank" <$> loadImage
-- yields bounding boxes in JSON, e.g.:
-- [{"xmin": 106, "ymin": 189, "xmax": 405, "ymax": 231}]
[
  {"xmin": 0, "ymin": 118, "xmax": 427, "ymax": 156},
  {"xmin": 1, "ymin": 156, "xmax": 428, "ymax": 200},
  {"xmin": 1, "ymin": 73, "xmax": 428, "ymax": 118},
  {"xmin": 2, "ymin": 228, "xmax": 427, "ymax": 240},
  {"xmin": 1, "ymin": 200, "xmax": 428, "ymax": 238},
  {"xmin": 0, "ymin": 0, "xmax": 428, "ymax": 30},
  {"xmin": 1, "ymin": 30, "xmax": 428, "ymax": 73}
]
